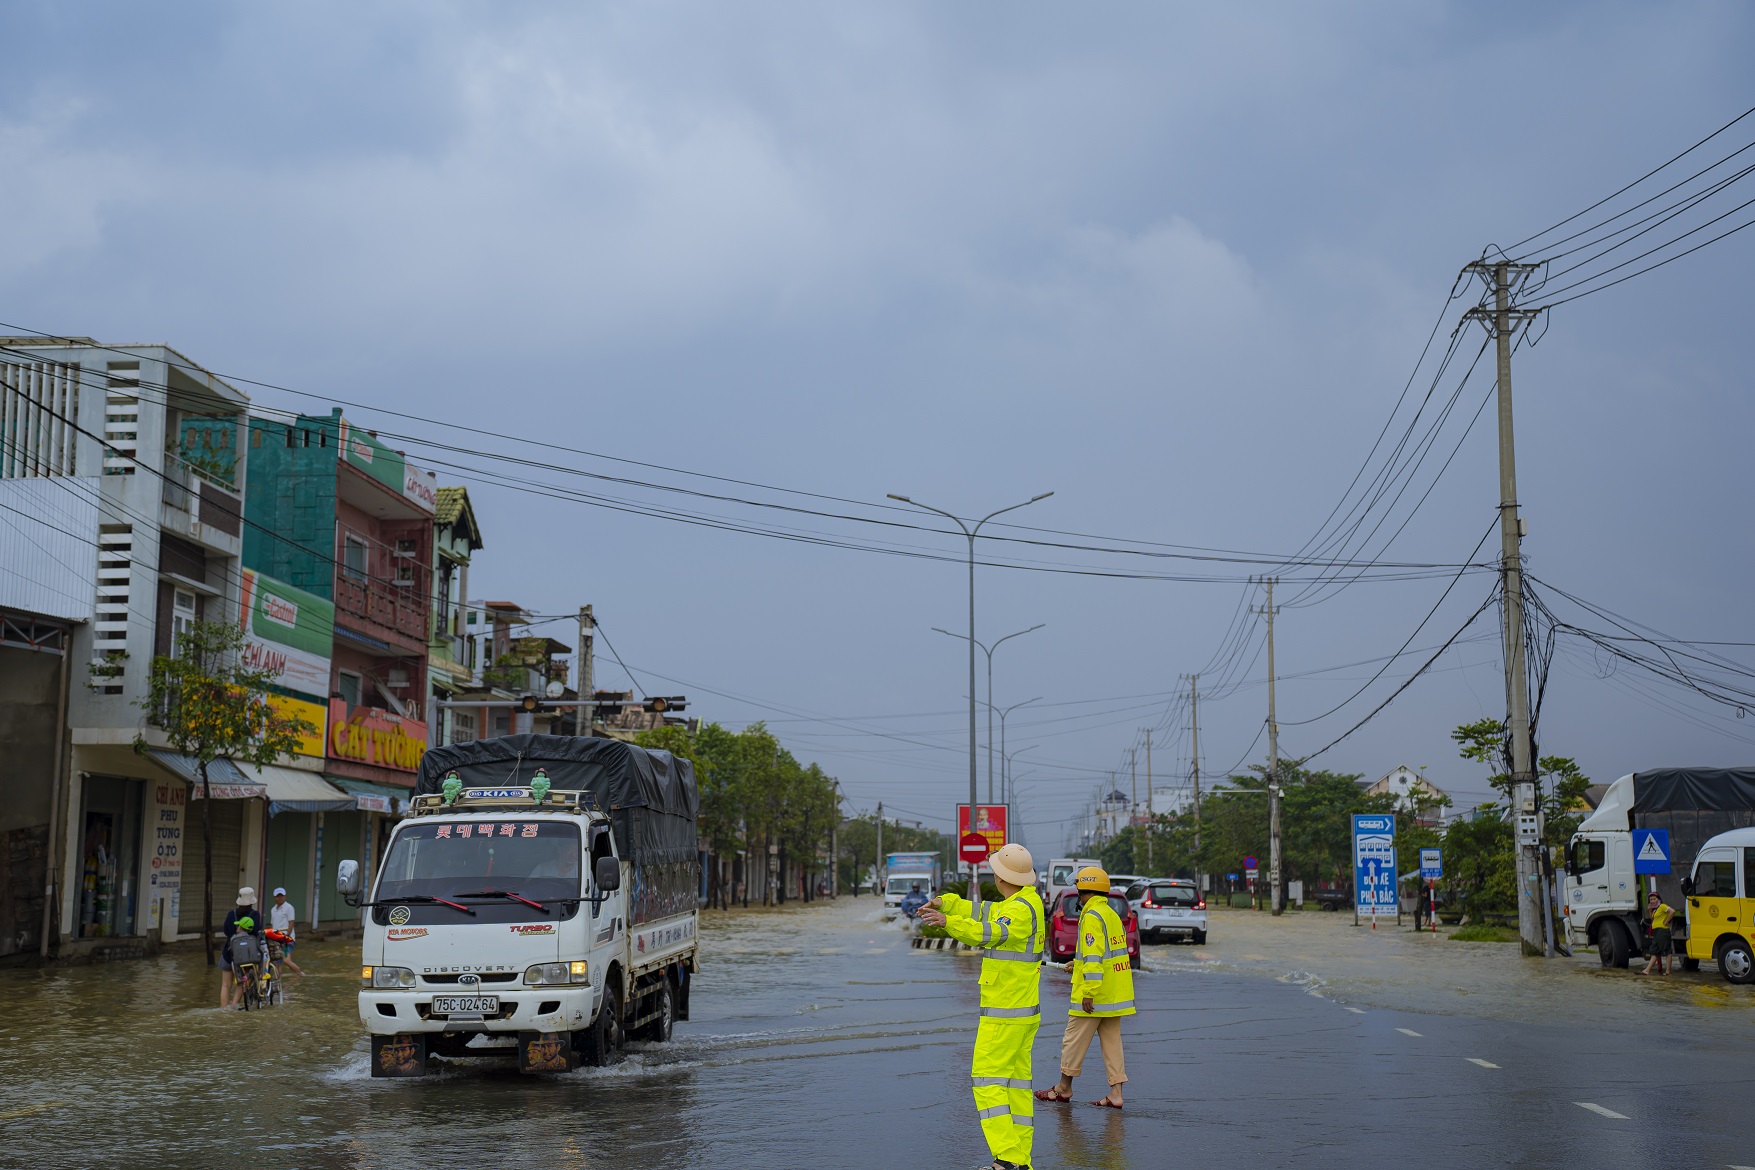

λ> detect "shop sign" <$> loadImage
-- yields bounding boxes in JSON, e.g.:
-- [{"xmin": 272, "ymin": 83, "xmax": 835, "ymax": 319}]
[
  {"xmin": 402, "ymin": 459, "xmax": 437, "ymax": 513},
  {"xmin": 339, "ymin": 416, "xmax": 418, "ymax": 500},
  {"xmin": 238, "ymin": 570, "xmax": 334, "ymax": 699},
  {"xmin": 265, "ymin": 692, "xmax": 328, "ymax": 758},
  {"xmin": 329, "ymin": 701, "xmax": 428, "ymax": 772},
  {"xmin": 148, "ymin": 781, "xmax": 185, "ymax": 928}
]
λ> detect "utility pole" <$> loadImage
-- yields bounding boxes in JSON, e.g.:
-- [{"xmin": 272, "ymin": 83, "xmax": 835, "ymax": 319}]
[
  {"xmin": 575, "ymin": 605, "xmax": 595, "ymax": 738},
  {"xmin": 1254, "ymin": 578, "xmax": 1284, "ymax": 916},
  {"xmin": 1144, "ymin": 729, "xmax": 1154, "ymax": 873},
  {"xmin": 1189, "ymin": 674, "xmax": 1201, "ymax": 890},
  {"xmin": 1463, "ymin": 259, "xmax": 1544, "ymax": 957},
  {"xmin": 1129, "ymin": 748, "xmax": 1138, "ymax": 866},
  {"xmin": 875, "ymin": 802, "xmax": 883, "ymax": 898}
]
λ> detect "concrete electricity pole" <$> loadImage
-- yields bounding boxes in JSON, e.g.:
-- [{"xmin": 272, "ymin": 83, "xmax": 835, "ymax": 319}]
[
  {"xmin": 1255, "ymin": 578, "xmax": 1284, "ymax": 916},
  {"xmin": 1129, "ymin": 748, "xmax": 1138, "ymax": 864},
  {"xmin": 1144, "ymin": 729, "xmax": 1154, "ymax": 872},
  {"xmin": 875, "ymin": 801, "xmax": 883, "ymax": 897},
  {"xmin": 1189, "ymin": 674, "xmax": 1202, "ymax": 889},
  {"xmin": 1463, "ymin": 259, "xmax": 1544, "ymax": 957},
  {"xmin": 575, "ymin": 605, "xmax": 595, "ymax": 738}
]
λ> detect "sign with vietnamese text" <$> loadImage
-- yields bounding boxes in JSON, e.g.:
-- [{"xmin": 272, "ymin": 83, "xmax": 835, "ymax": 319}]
[
  {"xmin": 956, "ymin": 804, "xmax": 1010, "ymax": 863},
  {"xmin": 1353, "ymin": 814, "xmax": 1398, "ymax": 918},
  {"xmin": 1420, "ymin": 848, "xmax": 1443, "ymax": 879},
  {"xmin": 329, "ymin": 701, "xmax": 428, "ymax": 772},
  {"xmin": 238, "ymin": 569, "xmax": 333, "ymax": 699}
]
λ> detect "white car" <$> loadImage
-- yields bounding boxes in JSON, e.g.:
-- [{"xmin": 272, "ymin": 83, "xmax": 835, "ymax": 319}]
[
  {"xmin": 1107, "ymin": 874, "xmax": 1145, "ymax": 897},
  {"xmin": 1127, "ymin": 878, "xmax": 1208, "ymax": 945}
]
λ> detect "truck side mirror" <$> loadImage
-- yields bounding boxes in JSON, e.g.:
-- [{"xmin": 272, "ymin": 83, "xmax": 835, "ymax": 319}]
[
  {"xmin": 1679, "ymin": 876, "xmax": 1694, "ymax": 897},
  {"xmin": 1563, "ymin": 851, "xmax": 1579, "ymax": 876},
  {"xmin": 337, "ymin": 859, "xmax": 362, "ymax": 901},
  {"xmin": 594, "ymin": 856, "xmax": 621, "ymax": 892}
]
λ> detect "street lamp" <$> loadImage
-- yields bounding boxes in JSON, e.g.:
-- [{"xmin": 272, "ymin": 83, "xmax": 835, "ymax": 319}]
[
  {"xmin": 889, "ymin": 490, "xmax": 1053, "ymax": 917},
  {"xmin": 1002, "ymin": 742, "xmax": 1040, "ymax": 806},
  {"xmin": 932, "ymin": 625, "xmax": 1044, "ymax": 803}
]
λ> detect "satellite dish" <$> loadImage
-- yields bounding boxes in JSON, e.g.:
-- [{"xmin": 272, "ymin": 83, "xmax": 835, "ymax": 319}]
[{"xmin": 545, "ymin": 680, "xmax": 565, "ymax": 699}]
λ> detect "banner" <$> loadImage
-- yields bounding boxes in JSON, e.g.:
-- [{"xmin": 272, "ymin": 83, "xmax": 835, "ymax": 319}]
[
  {"xmin": 266, "ymin": 692, "xmax": 328, "ymax": 758},
  {"xmin": 956, "ymin": 804, "xmax": 1010, "ymax": 861},
  {"xmin": 329, "ymin": 700, "xmax": 428, "ymax": 773},
  {"xmin": 238, "ymin": 569, "xmax": 334, "ymax": 700}
]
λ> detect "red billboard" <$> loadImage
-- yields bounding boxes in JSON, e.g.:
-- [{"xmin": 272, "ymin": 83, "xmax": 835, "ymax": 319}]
[{"xmin": 956, "ymin": 804, "xmax": 1010, "ymax": 865}]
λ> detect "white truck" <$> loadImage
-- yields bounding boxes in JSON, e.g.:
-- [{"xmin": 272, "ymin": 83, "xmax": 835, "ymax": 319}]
[
  {"xmin": 1565, "ymin": 768, "xmax": 1755, "ymax": 970},
  {"xmin": 882, "ymin": 851, "xmax": 942, "ymax": 914},
  {"xmin": 340, "ymin": 734, "xmax": 701, "ymax": 1077},
  {"xmin": 1045, "ymin": 857, "xmax": 1101, "ymax": 907}
]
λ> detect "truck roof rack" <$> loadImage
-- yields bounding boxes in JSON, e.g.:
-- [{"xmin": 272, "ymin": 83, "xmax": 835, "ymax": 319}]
[{"xmin": 408, "ymin": 787, "xmax": 599, "ymax": 816}]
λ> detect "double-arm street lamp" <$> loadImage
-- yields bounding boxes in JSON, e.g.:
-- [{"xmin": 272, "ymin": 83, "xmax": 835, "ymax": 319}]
[
  {"xmin": 888, "ymin": 491, "xmax": 1053, "ymax": 916},
  {"xmin": 1002, "ymin": 741, "xmax": 1039, "ymax": 806},
  {"xmin": 933, "ymin": 625, "xmax": 1045, "ymax": 803}
]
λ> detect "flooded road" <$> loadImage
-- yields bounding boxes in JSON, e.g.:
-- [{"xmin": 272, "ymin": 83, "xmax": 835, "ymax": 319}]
[{"xmin": 2, "ymin": 900, "xmax": 1751, "ymax": 1169}]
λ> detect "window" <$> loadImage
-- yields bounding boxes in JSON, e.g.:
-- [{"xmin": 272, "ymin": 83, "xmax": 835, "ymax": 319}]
[
  {"xmin": 1050, "ymin": 865, "xmax": 1076, "ymax": 887},
  {"xmin": 1746, "ymin": 850, "xmax": 1755, "ymax": 904},
  {"xmin": 449, "ymin": 711, "xmax": 476, "ymax": 744},
  {"xmin": 1571, "ymin": 839, "xmax": 1606, "ymax": 876},
  {"xmin": 1149, "ymin": 884, "xmax": 1198, "ymax": 907},
  {"xmin": 170, "ymin": 589, "xmax": 198, "ymax": 653},
  {"xmin": 337, "ymin": 671, "xmax": 362, "ymax": 709},
  {"xmin": 1693, "ymin": 858, "xmax": 1738, "ymax": 899},
  {"xmin": 392, "ymin": 539, "xmax": 418, "ymax": 587},
  {"xmin": 343, "ymin": 535, "xmax": 368, "ymax": 582}
]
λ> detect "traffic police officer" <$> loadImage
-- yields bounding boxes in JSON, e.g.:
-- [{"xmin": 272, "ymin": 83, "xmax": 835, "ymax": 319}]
[
  {"xmin": 1036, "ymin": 865, "xmax": 1134, "ymax": 1108},
  {"xmin": 919, "ymin": 842, "xmax": 1047, "ymax": 1170}
]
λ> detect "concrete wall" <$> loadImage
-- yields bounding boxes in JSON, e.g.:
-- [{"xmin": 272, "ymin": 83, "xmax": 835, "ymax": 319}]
[{"xmin": 0, "ymin": 645, "xmax": 65, "ymax": 957}]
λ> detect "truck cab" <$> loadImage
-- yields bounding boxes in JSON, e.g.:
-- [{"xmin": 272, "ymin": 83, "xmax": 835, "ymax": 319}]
[{"xmin": 1682, "ymin": 827, "xmax": 1755, "ymax": 984}]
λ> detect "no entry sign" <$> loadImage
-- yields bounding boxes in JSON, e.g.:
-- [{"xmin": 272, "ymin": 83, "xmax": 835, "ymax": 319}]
[{"xmin": 958, "ymin": 832, "xmax": 991, "ymax": 865}]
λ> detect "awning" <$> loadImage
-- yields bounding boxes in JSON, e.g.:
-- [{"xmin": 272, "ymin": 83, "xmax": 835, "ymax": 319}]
[
  {"xmin": 238, "ymin": 763, "xmax": 357, "ymax": 815},
  {"xmin": 328, "ymin": 776, "xmax": 414, "ymax": 815},
  {"xmin": 146, "ymin": 750, "xmax": 266, "ymax": 799}
]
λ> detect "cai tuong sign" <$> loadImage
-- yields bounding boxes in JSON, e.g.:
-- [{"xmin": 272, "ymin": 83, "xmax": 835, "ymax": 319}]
[
  {"xmin": 329, "ymin": 700, "xmax": 428, "ymax": 773},
  {"xmin": 238, "ymin": 569, "xmax": 333, "ymax": 700}
]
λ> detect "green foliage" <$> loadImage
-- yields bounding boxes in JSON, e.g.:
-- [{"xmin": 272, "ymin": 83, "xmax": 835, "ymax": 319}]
[
  {"xmin": 1449, "ymin": 923, "xmax": 1521, "ymax": 942},
  {"xmin": 940, "ymin": 877, "xmax": 1002, "ymax": 902},
  {"xmin": 1442, "ymin": 804, "xmax": 1517, "ymax": 919},
  {"xmin": 1175, "ymin": 762, "xmax": 1392, "ymax": 892}
]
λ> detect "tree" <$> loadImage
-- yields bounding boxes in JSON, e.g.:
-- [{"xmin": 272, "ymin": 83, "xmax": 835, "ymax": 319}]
[{"xmin": 136, "ymin": 619, "xmax": 316, "ymax": 965}]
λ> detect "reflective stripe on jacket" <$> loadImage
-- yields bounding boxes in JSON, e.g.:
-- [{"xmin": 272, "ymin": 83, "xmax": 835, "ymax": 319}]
[
  {"xmin": 940, "ymin": 888, "xmax": 1047, "ymax": 1019},
  {"xmin": 1069, "ymin": 898, "xmax": 1135, "ymax": 1017}
]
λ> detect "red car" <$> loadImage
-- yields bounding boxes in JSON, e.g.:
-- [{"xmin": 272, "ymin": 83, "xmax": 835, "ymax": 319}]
[{"xmin": 1049, "ymin": 891, "xmax": 1141, "ymax": 968}]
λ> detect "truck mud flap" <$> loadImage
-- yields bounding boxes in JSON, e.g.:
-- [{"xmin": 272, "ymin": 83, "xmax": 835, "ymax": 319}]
[
  {"xmin": 372, "ymin": 1033, "xmax": 429, "ymax": 1078},
  {"xmin": 519, "ymin": 1031, "xmax": 577, "ymax": 1074}
]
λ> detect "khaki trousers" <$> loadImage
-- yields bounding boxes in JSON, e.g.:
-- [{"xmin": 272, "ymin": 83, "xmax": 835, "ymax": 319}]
[{"xmin": 1060, "ymin": 1014, "xmax": 1126, "ymax": 1085}]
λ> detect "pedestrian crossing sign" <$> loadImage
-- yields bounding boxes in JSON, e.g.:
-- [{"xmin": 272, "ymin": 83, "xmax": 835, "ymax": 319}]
[{"xmin": 1632, "ymin": 829, "xmax": 1670, "ymax": 875}]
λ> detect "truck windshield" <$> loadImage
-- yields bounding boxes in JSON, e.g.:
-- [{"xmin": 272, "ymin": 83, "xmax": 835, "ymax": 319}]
[
  {"xmin": 377, "ymin": 821, "xmax": 582, "ymax": 903},
  {"xmin": 887, "ymin": 877, "xmax": 927, "ymax": 895}
]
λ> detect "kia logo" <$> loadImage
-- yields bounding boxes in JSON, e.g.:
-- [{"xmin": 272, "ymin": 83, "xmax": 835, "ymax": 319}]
[{"xmin": 459, "ymin": 974, "xmax": 480, "ymax": 987}]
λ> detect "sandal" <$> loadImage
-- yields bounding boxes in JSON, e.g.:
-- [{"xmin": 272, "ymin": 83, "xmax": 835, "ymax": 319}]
[
  {"xmin": 1033, "ymin": 1087, "xmax": 1072, "ymax": 1103},
  {"xmin": 1091, "ymin": 1097, "xmax": 1123, "ymax": 1109}
]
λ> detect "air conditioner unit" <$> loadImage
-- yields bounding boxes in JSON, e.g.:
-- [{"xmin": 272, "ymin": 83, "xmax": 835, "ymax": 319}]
[{"xmin": 387, "ymin": 668, "xmax": 410, "ymax": 690}]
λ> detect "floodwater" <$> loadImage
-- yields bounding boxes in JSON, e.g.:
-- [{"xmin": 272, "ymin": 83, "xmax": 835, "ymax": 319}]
[{"xmin": 1, "ymin": 899, "xmax": 1749, "ymax": 1169}]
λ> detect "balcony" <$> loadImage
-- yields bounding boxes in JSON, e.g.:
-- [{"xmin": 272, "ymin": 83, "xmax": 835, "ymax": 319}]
[
  {"xmin": 160, "ymin": 457, "xmax": 243, "ymax": 555},
  {"xmin": 335, "ymin": 573, "xmax": 428, "ymax": 645}
]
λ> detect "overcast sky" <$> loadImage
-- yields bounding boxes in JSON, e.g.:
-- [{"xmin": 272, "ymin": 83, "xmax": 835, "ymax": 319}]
[{"xmin": 6, "ymin": 2, "xmax": 1753, "ymax": 856}]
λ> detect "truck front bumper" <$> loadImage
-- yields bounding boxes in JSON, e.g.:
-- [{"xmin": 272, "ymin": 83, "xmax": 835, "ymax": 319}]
[{"xmin": 360, "ymin": 985, "xmax": 598, "ymax": 1036}]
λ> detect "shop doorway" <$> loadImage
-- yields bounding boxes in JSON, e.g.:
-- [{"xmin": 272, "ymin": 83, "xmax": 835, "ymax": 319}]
[{"xmin": 78, "ymin": 776, "xmax": 143, "ymax": 938}]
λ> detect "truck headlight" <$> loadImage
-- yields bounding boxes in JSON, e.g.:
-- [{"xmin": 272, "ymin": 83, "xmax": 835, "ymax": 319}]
[
  {"xmin": 525, "ymin": 961, "xmax": 589, "ymax": 986},
  {"xmin": 362, "ymin": 965, "xmax": 416, "ymax": 989}
]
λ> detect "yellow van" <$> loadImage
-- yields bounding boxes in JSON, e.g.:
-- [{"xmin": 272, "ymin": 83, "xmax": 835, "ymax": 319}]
[{"xmin": 1682, "ymin": 826, "xmax": 1755, "ymax": 984}]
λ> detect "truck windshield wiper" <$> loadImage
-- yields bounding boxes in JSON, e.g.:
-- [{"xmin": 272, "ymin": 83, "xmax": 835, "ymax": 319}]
[
  {"xmin": 374, "ymin": 894, "xmax": 477, "ymax": 915},
  {"xmin": 452, "ymin": 889, "xmax": 547, "ymax": 911}
]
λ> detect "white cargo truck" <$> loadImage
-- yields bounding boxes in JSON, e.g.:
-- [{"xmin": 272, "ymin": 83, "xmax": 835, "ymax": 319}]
[
  {"xmin": 341, "ymin": 735, "xmax": 700, "ymax": 1077},
  {"xmin": 882, "ymin": 851, "xmax": 942, "ymax": 914}
]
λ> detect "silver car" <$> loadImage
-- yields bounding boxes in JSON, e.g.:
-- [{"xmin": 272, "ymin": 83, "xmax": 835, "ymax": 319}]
[{"xmin": 1126, "ymin": 879, "xmax": 1208, "ymax": 945}]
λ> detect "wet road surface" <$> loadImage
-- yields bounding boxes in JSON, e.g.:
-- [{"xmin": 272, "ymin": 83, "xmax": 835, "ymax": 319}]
[{"xmin": 1, "ymin": 900, "xmax": 1750, "ymax": 1169}]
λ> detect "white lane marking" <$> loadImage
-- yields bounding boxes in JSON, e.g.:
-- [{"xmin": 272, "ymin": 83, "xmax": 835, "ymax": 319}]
[
  {"xmin": 1726, "ymin": 1164, "xmax": 1755, "ymax": 1169},
  {"xmin": 1395, "ymin": 1028, "xmax": 1422, "ymax": 1037},
  {"xmin": 1576, "ymin": 1102, "xmax": 1628, "ymax": 1119},
  {"xmin": 1466, "ymin": 1058, "xmax": 1499, "ymax": 1068},
  {"xmin": 1342, "ymin": 1007, "xmax": 1366, "ymax": 1014}
]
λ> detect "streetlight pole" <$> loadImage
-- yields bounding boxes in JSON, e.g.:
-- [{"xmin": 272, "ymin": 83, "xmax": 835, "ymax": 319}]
[
  {"xmin": 991, "ymin": 697, "xmax": 1041, "ymax": 803},
  {"xmin": 890, "ymin": 491, "xmax": 1053, "ymax": 919},
  {"xmin": 1003, "ymin": 743, "xmax": 1039, "ymax": 806},
  {"xmin": 933, "ymin": 625, "xmax": 1044, "ymax": 803}
]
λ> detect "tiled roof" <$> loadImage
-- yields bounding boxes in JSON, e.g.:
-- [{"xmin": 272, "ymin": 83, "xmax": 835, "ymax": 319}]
[{"xmin": 435, "ymin": 486, "xmax": 466, "ymax": 524}]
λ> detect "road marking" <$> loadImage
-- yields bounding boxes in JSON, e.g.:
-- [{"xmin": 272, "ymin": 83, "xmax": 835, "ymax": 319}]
[
  {"xmin": 1576, "ymin": 1102, "xmax": 1628, "ymax": 1119},
  {"xmin": 1342, "ymin": 1006, "xmax": 1366, "ymax": 1014},
  {"xmin": 1726, "ymin": 1164, "xmax": 1755, "ymax": 1169},
  {"xmin": 1395, "ymin": 1027, "xmax": 1422, "ymax": 1037},
  {"xmin": 1465, "ymin": 1058, "xmax": 1499, "ymax": 1068}
]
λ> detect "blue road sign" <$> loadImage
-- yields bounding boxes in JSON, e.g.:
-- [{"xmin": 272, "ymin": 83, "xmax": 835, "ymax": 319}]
[
  {"xmin": 1353, "ymin": 814, "xmax": 1398, "ymax": 917},
  {"xmin": 1243, "ymin": 855, "xmax": 1258, "ymax": 869},
  {"xmin": 1632, "ymin": 828, "xmax": 1671, "ymax": 875},
  {"xmin": 1420, "ymin": 848, "xmax": 1443, "ymax": 879}
]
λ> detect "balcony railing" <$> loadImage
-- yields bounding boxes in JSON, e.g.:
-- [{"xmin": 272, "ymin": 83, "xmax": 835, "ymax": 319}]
[
  {"xmin": 161, "ymin": 456, "xmax": 242, "ymax": 538},
  {"xmin": 335, "ymin": 574, "xmax": 428, "ymax": 642}
]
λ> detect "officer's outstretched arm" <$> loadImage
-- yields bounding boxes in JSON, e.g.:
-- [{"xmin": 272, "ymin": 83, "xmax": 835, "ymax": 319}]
[{"xmin": 936, "ymin": 893, "xmax": 1011, "ymax": 950}]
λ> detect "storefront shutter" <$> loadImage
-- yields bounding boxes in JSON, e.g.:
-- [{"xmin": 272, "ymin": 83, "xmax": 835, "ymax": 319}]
[{"xmin": 179, "ymin": 800, "xmax": 245, "ymax": 936}]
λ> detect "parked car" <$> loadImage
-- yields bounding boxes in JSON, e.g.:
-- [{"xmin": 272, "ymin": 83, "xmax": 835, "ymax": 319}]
[
  {"xmin": 1049, "ymin": 890, "xmax": 1142, "ymax": 969},
  {"xmin": 1125, "ymin": 879, "xmax": 1207, "ymax": 944},
  {"xmin": 1107, "ymin": 874, "xmax": 1145, "ymax": 896},
  {"xmin": 1314, "ymin": 889, "xmax": 1352, "ymax": 912}
]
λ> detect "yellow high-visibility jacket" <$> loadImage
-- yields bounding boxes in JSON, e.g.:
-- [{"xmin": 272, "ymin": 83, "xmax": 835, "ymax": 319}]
[
  {"xmin": 1069, "ymin": 897, "xmax": 1134, "ymax": 1017},
  {"xmin": 939, "ymin": 888, "xmax": 1047, "ymax": 1020}
]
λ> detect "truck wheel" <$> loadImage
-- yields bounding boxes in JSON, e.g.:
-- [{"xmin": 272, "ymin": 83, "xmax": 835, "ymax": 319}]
[
  {"xmin": 674, "ymin": 965, "xmax": 691, "ymax": 1022},
  {"xmin": 1716, "ymin": 937, "xmax": 1755, "ymax": 984},
  {"xmin": 580, "ymin": 982, "xmax": 624, "ymax": 1067},
  {"xmin": 633, "ymin": 976, "xmax": 674, "ymax": 1042},
  {"xmin": 1597, "ymin": 921, "xmax": 1630, "ymax": 968}
]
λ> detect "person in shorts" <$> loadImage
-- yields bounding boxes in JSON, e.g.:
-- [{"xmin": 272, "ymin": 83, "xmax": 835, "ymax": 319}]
[
  {"xmin": 268, "ymin": 887, "xmax": 304, "ymax": 976},
  {"xmin": 1640, "ymin": 891, "xmax": 1674, "ymax": 975}
]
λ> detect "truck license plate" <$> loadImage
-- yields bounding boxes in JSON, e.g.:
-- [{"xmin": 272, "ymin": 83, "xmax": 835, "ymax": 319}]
[{"xmin": 432, "ymin": 995, "xmax": 498, "ymax": 1014}]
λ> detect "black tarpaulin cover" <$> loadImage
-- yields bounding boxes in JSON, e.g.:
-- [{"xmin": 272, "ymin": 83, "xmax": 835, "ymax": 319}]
[
  {"xmin": 1633, "ymin": 768, "xmax": 1755, "ymax": 812},
  {"xmin": 415, "ymin": 735, "xmax": 699, "ymax": 924}
]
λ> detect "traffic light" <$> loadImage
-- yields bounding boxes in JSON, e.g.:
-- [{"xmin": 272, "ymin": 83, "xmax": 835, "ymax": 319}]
[
  {"xmin": 641, "ymin": 696, "xmax": 686, "ymax": 713},
  {"xmin": 519, "ymin": 694, "xmax": 543, "ymax": 713}
]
